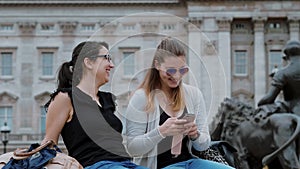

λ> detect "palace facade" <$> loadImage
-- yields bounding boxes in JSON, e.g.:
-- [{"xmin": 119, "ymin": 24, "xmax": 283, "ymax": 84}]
[{"xmin": 0, "ymin": 0, "xmax": 299, "ymax": 152}]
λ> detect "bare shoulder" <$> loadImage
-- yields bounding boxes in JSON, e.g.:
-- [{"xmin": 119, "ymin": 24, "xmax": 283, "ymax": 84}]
[
  {"xmin": 53, "ymin": 92, "xmax": 71, "ymax": 102},
  {"xmin": 48, "ymin": 91, "xmax": 72, "ymax": 112}
]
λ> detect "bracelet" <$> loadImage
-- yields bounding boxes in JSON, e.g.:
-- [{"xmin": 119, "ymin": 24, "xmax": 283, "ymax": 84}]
[{"xmin": 189, "ymin": 131, "xmax": 199, "ymax": 141}]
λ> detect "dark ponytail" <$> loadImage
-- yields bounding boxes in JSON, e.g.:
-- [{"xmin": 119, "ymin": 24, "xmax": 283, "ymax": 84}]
[
  {"xmin": 57, "ymin": 41, "xmax": 109, "ymax": 88},
  {"xmin": 57, "ymin": 61, "xmax": 73, "ymax": 89}
]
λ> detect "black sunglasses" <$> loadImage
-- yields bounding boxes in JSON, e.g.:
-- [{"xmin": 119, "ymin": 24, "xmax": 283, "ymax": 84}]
[
  {"xmin": 165, "ymin": 67, "xmax": 189, "ymax": 76},
  {"xmin": 94, "ymin": 54, "xmax": 112, "ymax": 62}
]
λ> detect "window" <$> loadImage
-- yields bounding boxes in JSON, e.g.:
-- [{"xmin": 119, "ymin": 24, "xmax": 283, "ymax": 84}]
[
  {"xmin": 163, "ymin": 24, "xmax": 175, "ymax": 31},
  {"xmin": 0, "ymin": 106, "xmax": 13, "ymax": 130},
  {"xmin": 269, "ymin": 23, "xmax": 281, "ymax": 29},
  {"xmin": 41, "ymin": 24, "xmax": 54, "ymax": 31},
  {"xmin": 0, "ymin": 24, "xmax": 13, "ymax": 31},
  {"xmin": 40, "ymin": 106, "xmax": 46, "ymax": 134},
  {"xmin": 235, "ymin": 23, "xmax": 245, "ymax": 29},
  {"xmin": 269, "ymin": 50, "xmax": 282, "ymax": 73},
  {"xmin": 232, "ymin": 20, "xmax": 251, "ymax": 34},
  {"xmin": 123, "ymin": 52, "xmax": 135, "ymax": 76},
  {"xmin": 41, "ymin": 52, "xmax": 53, "ymax": 76},
  {"xmin": 123, "ymin": 24, "xmax": 135, "ymax": 31},
  {"xmin": 267, "ymin": 21, "xmax": 286, "ymax": 33},
  {"xmin": 38, "ymin": 48, "xmax": 57, "ymax": 79},
  {"xmin": 1, "ymin": 52, "xmax": 13, "ymax": 76},
  {"xmin": 234, "ymin": 50, "xmax": 247, "ymax": 76},
  {"xmin": 81, "ymin": 24, "xmax": 95, "ymax": 31}
]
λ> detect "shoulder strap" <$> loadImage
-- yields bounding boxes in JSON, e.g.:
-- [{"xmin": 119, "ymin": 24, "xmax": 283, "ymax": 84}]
[{"xmin": 14, "ymin": 140, "xmax": 55, "ymax": 157}]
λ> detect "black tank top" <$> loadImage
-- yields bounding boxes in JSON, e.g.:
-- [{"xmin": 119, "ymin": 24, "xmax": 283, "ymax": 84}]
[
  {"xmin": 46, "ymin": 87, "xmax": 129, "ymax": 167},
  {"xmin": 157, "ymin": 106, "xmax": 192, "ymax": 168}
]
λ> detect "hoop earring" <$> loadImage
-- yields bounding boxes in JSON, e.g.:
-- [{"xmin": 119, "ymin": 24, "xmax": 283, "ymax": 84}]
[{"xmin": 69, "ymin": 66, "xmax": 73, "ymax": 73}]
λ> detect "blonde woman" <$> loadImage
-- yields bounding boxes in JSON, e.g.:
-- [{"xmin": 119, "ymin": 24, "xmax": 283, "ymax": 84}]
[{"xmin": 123, "ymin": 38, "xmax": 234, "ymax": 169}]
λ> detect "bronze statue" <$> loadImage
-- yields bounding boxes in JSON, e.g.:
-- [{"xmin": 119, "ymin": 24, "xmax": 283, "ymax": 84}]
[
  {"xmin": 258, "ymin": 40, "xmax": 300, "ymax": 115},
  {"xmin": 211, "ymin": 98, "xmax": 300, "ymax": 169},
  {"xmin": 210, "ymin": 41, "xmax": 300, "ymax": 169}
]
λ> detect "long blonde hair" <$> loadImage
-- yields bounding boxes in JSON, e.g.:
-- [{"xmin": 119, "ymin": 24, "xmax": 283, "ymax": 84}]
[{"xmin": 138, "ymin": 37, "xmax": 187, "ymax": 112}]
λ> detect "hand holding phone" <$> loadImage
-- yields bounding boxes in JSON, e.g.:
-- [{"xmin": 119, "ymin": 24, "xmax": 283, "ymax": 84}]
[{"xmin": 180, "ymin": 114, "xmax": 195, "ymax": 123}]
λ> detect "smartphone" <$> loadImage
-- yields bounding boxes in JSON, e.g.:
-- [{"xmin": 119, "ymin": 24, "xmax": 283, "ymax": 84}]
[{"xmin": 180, "ymin": 114, "xmax": 195, "ymax": 122}]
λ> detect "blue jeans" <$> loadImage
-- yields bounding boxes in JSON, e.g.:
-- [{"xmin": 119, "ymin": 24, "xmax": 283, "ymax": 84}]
[
  {"xmin": 84, "ymin": 160, "xmax": 148, "ymax": 169},
  {"xmin": 162, "ymin": 159, "xmax": 235, "ymax": 169}
]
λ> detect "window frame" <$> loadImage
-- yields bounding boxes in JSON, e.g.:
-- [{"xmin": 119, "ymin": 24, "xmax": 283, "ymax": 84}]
[
  {"xmin": 233, "ymin": 50, "xmax": 248, "ymax": 76},
  {"xmin": 0, "ymin": 106, "xmax": 14, "ymax": 133},
  {"xmin": 0, "ymin": 24, "xmax": 14, "ymax": 31},
  {"xmin": 42, "ymin": 52, "xmax": 54, "ymax": 76},
  {"xmin": 34, "ymin": 92, "xmax": 50, "ymax": 135},
  {"xmin": 266, "ymin": 19, "xmax": 287, "ymax": 34},
  {"xmin": 0, "ymin": 52, "xmax": 13, "ymax": 77},
  {"xmin": 162, "ymin": 23, "xmax": 176, "ymax": 32},
  {"xmin": 268, "ymin": 50, "xmax": 283, "ymax": 74},
  {"xmin": 81, "ymin": 23, "xmax": 96, "ymax": 32},
  {"xmin": 0, "ymin": 48, "xmax": 16, "ymax": 80},
  {"xmin": 40, "ymin": 23, "xmax": 55, "ymax": 31},
  {"xmin": 122, "ymin": 24, "xmax": 136, "ymax": 31},
  {"xmin": 118, "ymin": 47, "xmax": 140, "ymax": 79},
  {"xmin": 40, "ymin": 106, "xmax": 46, "ymax": 134},
  {"xmin": 37, "ymin": 48, "xmax": 58, "ymax": 80},
  {"xmin": 122, "ymin": 51, "xmax": 136, "ymax": 77},
  {"xmin": 231, "ymin": 20, "xmax": 252, "ymax": 34}
]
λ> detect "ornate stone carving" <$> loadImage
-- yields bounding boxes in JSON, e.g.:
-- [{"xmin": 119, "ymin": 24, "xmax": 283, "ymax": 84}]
[
  {"xmin": 140, "ymin": 21, "xmax": 159, "ymax": 33},
  {"xmin": 252, "ymin": 16, "xmax": 267, "ymax": 32},
  {"xmin": 18, "ymin": 22, "xmax": 36, "ymax": 34},
  {"xmin": 216, "ymin": 17, "xmax": 232, "ymax": 32},
  {"xmin": 0, "ymin": 91, "xmax": 18, "ymax": 103},
  {"xmin": 34, "ymin": 91, "xmax": 51, "ymax": 104},
  {"xmin": 58, "ymin": 21, "xmax": 78, "ymax": 34},
  {"xmin": 187, "ymin": 17, "xmax": 202, "ymax": 30},
  {"xmin": 99, "ymin": 20, "xmax": 110, "ymax": 28},
  {"xmin": 99, "ymin": 21, "xmax": 118, "ymax": 34},
  {"xmin": 202, "ymin": 39, "xmax": 217, "ymax": 55},
  {"xmin": 287, "ymin": 16, "xmax": 300, "ymax": 32}
]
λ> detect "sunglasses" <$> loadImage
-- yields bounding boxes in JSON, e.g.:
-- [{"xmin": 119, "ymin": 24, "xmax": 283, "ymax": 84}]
[
  {"xmin": 94, "ymin": 54, "xmax": 112, "ymax": 62},
  {"xmin": 164, "ymin": 67, "xmax": 189, "ymax": 76}
]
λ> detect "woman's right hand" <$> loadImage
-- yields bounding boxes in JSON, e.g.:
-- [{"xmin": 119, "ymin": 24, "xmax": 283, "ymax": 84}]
[{"xmin": 158, "ymin": 117, "xmax": 187, "ymax": 137}]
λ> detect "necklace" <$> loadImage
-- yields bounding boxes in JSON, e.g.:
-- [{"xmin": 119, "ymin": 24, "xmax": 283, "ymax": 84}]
[
  {"xmin": 164, "ymin": 97, "xmax": 175, "ymax": 106},
  {"xmin": 168, "ymin": 102, "xmax": 175, "ymax": 106}
]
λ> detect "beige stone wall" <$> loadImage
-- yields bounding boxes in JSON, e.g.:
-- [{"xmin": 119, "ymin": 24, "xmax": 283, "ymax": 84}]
[{"xmin": 0, "ymin": 1, "xmax": 299, "ymax": 150}]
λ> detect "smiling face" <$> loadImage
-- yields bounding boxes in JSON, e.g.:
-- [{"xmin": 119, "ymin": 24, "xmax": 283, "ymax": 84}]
[
  {"xmin": 97, "ymin": 48, "xmax": 115, "ymax": 83},
  {"xmin": 92, "ymin": 47, "xmax": 114, "ymax": 86},
  {"xmin": 156, "ymin": 55, "xmax": 188, "ymax": 90}
]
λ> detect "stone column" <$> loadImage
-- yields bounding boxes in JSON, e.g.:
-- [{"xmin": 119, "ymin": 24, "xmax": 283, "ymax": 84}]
[
  {"xmin": 187, "ymin": 17, "xmax": 216, "ymax": 120},
  {"xmin": 217, "ymin": 17, "xmax": 232, "ymax": 97},
  {"xmin": 288, "ymin": 16, "xmax": 300, "ymax": 41},
  {"xmin": 17, "ymin": 22, "xmax": 37, "ymax": 132},
  {"xmin": 253, "ymin": 17, "xmax": 267, "ymax": 106},
  {"xmin": 187, "ymin": 17, "xmax": 203, "ymax": 88},
  {"xmin": 58, "ymin": 21, "xmax": 78, "ymax": 70}
]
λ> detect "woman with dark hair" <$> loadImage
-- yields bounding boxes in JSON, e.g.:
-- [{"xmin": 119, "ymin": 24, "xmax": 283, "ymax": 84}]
[
  {"xmin": 123, "ymin": 37, "xmax": 234, "ymax": 169},
  {"xmin": 42, "ymin": 41, "xmax": 148, "ymax": 169}
]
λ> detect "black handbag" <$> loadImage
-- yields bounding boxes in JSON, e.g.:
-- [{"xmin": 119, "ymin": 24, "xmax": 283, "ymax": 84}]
[{"xmin": 192, "ymin": 141, "xmax": 239, "ymax": 168}]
